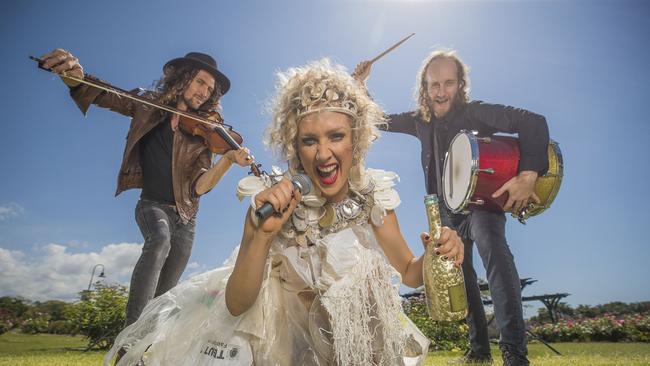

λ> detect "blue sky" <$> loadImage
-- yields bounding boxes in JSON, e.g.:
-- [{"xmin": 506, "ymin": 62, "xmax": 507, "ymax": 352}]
[{"xmin": 1, "ymin": 0, "xmax": 649, "ymax": 317}]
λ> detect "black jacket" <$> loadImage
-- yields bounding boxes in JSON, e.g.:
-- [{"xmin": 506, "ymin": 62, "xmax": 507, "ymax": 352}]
[{"xmin": 385, "ymin": 101, "xmax": 549, "ymax": 195}]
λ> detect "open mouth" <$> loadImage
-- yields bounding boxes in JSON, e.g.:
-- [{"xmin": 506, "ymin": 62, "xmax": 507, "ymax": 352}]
[
  {"xmin": 434, "ymin": 99, "xmax": 450, "ymax": 115},
  {"xmin": 316, "ymin": 163, "xmax": 339, "ymax": 185}
]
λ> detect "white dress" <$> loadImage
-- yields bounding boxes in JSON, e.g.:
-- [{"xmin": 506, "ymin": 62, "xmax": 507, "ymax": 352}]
[{"xmin": 105, "ymin": 169, "xmax": 430, "ymax": 366}]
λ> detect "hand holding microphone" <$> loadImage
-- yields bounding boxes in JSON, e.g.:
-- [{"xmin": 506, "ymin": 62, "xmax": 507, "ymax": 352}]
[{"xmin": 253, "ymin": 174, "xmax": 311, "ymax": 235}]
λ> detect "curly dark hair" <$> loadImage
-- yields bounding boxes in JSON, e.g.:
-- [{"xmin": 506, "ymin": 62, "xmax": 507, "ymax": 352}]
[{"xmin": 153, "ymin": 65, "xmax": 223, "ymax": 111}]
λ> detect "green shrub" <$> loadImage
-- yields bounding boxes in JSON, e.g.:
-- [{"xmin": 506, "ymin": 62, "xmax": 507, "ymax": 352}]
[
  {"xmin": 1, "ymin": 297, "xmax": 80, "ymax": 335},
  {"xmin": 530, "ymin": 313, "xmax": 650, "ymax": 343},
  {"xmin": 47, "ymin": 320, "xmax": 76, "ymax": 335},
  {"xmin": 0, "ymin": 297, "xmax": 29, "ymax": 331},
  {"xmin": 21, "ymin": 314, "xmax": 50, "ymax": 334},
  {"xmin": 66, "ymin": 283, "xmax": 128, "ymax": 350},
  {"xmin": 403, "ymin": 293, "xmax": 469, "ymax": 351},
  {"xmin": 530, "ymin": 301, "xmax": 650, "ymax": 324},
  {"xmin": 34, "ymin": 300, "xmax": 73, "ymax": 322}
]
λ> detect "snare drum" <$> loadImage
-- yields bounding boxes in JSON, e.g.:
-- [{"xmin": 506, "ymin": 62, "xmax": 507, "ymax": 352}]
[{"xmin": 442, "ymin": 130, "xmax": 563, "ymax": 223}]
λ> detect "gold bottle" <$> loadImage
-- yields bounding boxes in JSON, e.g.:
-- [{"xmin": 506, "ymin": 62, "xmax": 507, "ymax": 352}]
[{"xmin": 422, "ymin": 194, "xmax": 468, "ymax": 321}]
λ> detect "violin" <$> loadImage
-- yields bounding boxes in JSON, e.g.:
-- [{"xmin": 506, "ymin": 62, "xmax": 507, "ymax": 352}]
[
  {"xmin": 182, "ymin": 109, "xmax": 242, "ymax": 155},
  {"xmin": 30, "ymin": 55, "xmax": 263, "ymax": 177}
]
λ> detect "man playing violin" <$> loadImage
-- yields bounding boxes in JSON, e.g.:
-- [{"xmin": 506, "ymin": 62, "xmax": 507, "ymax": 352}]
[
  {"xmin": 39, "ymin": 49, "xmax": 251, "ymax": 333},
  {"xmin": 354, "ymin": 49, "xmax": 549, "ymax": 366}
]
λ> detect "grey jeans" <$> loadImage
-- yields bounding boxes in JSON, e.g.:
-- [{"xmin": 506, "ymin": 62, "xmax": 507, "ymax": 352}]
[
  {"xmin": 125, "ymin": 199, "xmax": 196, "ymax": 326},
  {"xmin": 443, "ymin": 209, "xmax": 527, "ymax": 356}
]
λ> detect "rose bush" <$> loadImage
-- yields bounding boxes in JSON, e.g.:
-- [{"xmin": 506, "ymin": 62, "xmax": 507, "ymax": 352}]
[{"xmin": 530, "ymin": 313, "xmax": 650, "ymax": 342}]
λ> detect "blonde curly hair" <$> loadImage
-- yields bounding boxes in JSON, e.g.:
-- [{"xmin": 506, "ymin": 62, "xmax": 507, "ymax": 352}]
[
  {"xmin": 265, "ymin": 59, "xmax": 385, "ymax": 187},
  {"xmin": 414, "ymin": 49, "xmax": 470, "ymax": 121}
]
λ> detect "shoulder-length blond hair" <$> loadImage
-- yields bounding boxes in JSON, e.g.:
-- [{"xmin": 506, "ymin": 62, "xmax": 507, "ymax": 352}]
[
  {"xmin": 414, "ymin": 49, "xmax": 470, "ymax": 121},
  {"xmin": 265, "ymin": 59, "xmax": 384, "ymax": 187}
]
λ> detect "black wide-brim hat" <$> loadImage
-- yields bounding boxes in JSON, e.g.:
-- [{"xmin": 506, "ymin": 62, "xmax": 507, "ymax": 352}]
[{"xmin": 163, "ymin": 52, "xmax": 231, "ymax": 95}]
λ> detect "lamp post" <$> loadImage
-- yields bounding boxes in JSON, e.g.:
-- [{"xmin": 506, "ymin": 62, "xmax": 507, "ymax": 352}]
[{"xmin": 87, "ymin": 264, "xmax": 106, "ymax": 291}]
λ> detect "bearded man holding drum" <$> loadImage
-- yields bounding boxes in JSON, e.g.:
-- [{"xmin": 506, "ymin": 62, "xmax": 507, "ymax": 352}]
[{"xmin": 354, "ymin": 49, "xmax": 550, "ymax": 366}]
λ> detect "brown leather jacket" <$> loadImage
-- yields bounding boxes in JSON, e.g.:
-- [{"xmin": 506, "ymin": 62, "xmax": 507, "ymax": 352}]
[{"xmin": 69, "ymin": 84, "xmax": 212, "ymax": 223}]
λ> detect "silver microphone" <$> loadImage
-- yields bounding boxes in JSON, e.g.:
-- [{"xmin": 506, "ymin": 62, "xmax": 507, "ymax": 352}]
[{"xmin": 255, "ymin": 173, "xmax": 312, "ymax": 220}]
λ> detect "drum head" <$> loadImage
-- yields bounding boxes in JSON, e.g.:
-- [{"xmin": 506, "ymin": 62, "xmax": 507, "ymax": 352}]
[{"xmin": 443, "ymin": 132, "xmax": 476, "ymax": 211}]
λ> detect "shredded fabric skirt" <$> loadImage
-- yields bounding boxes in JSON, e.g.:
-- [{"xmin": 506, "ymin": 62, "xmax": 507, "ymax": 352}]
[{"xmin": 105, "ymin": 226, "xmax": 430, "ymax": 366}]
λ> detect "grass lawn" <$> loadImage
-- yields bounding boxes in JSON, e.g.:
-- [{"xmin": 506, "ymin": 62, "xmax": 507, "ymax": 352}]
[
  {"xmin": 0, "ymin": 331, "xmax": 103, "ymax": 366},
  {"xmin": 425, "ymin": 342, "xmax": 650, "ymax": 366},
  {"xmin": 1, "ymin": 331, "xmax": 649, "ymax": 365}
]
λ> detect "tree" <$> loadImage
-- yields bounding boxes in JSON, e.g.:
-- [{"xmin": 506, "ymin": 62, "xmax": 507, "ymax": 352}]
[
  {"xmin": 574, "ymin": 301, "xmax": 650, "ymax": 319},
  {"xmin": 66, "ymin": 283, "xmax": 128, "ymax": 350},
  {"xmin": 33, "ymin": 300, "xmax": 72, "ymax": 321},
  {"xmin": 0, "ymin": 296, "xmax": 30, "ymax": 333},
  {"xmin": 530, "ymin": 302, "xmax": 575, "ymax": 324}
]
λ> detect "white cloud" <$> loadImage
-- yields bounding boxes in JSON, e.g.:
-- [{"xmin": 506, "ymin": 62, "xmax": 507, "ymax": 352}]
[
  {"xmin": 0, "ymin": 242, "xmax": 142, "ymax": 302},
  {"xmin": 186, "ymin": 261, "xmax": 201, "ymax": 270},
  {"xmin": 0, "ymin": 203, "xmax": 24, "ymax": 221},
  {"xmin": 183, "ymin": 261, "xmax": 208, "ymax": 279}
]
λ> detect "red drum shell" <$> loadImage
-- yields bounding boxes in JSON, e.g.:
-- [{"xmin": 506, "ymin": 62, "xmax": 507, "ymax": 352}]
[
  {"xmin": 473, "ymin": 136, "xmax": 519, "ymax": 211},
  {"xmin": 443, "ymin": 131, "xmax": 520, "ymax": 213}
]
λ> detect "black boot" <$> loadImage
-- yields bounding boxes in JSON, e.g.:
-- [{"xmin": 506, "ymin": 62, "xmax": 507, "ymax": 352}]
[
  {"xmin": 499, "ymin": 344, "xmax": 529, "ymax": 366},
  {"xmin": 448, "ymin": 350, "xmax": 493, "ymax": 364}
]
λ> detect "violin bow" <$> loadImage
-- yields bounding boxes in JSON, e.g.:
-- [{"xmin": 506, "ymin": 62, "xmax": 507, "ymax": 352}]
[{"xmin": 30, "ymin": 55, "xmax": 264, "ymax": 177}]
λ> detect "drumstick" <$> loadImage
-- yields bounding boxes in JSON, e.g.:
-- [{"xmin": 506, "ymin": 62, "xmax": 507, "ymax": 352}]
[{"xmin": 369, "ymin": 33, "xmax": 416, "ymax": 65}]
